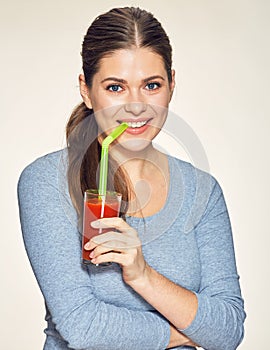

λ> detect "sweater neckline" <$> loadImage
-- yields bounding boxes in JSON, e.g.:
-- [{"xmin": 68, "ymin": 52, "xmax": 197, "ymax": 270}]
[{"xmin": 125, "ymin": 155, "xmax": 175, "ymax": 223}]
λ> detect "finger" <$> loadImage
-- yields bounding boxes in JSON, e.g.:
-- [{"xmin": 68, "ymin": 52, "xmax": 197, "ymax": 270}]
[
  {"xmin": 91, "ymin": 239, "xmax": 140, "ymax": 257},
  {"xmin": 84, "ymin": 231, "xmax": 140, "ymax": 250},
  {"xmin": 91, "ymin": 251, "xmax": 124, "ymax": 265},
  {"xmin": 91, "ymin": 217, "xmax": 134, "ymax": 232},
  {"xmin": 92, "ymin": 231, "xmax": 126, "ymax": 244},
  {"xmin": 84, "ymin": 232, "xmax": 124, "ymax": 250},
  {"xmin": 92, "ymin": 231, "xmax": 140, "ymax": 248},
  {"xmin": 90, "ymin": 243, "xmax": 123, "ymax": 258}
]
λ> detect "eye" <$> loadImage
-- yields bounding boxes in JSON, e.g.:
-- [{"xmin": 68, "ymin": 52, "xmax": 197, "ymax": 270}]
[
  {"xmin": 145, "ymin": 82, "xmax": 161, "ymax": 91},
  {"xmin": 106, "ymin": 84, "xmax": 123, "ymax": 92}
]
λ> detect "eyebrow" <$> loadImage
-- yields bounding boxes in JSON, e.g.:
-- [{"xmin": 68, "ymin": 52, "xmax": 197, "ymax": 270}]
[
  {"xmin": 100, "ymin": 75, "xmax": 165, "ymax": 84},
  {"xmin": 143, "ymin": 75, "xmax": 165, "ymax": 83},
  {"xmin": 101, "ymin": 77, "xmax": 126, "ymax": 84}
]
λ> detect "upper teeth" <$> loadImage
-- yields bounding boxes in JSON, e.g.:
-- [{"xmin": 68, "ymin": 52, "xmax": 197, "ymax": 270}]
[{"xmin": 127, "ymin": 121, "xmax": 147, "ymax": 128}]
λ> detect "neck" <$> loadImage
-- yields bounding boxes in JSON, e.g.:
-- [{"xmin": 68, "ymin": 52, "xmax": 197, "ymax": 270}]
[
  {"xmin": 109, "ymin": 142, "xmax": 169, "ymax": 218},
  {"xmin": 110, "ymin": 142, "xmax": 163, "ymax": 176}
]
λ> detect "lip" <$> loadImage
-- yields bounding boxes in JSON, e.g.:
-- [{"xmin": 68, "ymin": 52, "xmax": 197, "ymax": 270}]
[
  {"xmin": 117, "ymin": 118, "xmax": 153, "ymax": 135},
  {"xmin": 118, "ymin": 118, "xmax": 152, "ymax": 123}
]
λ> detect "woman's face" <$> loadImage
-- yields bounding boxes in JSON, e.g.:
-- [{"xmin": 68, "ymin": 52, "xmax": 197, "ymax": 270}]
[{"xmin": 80, "ymin": 47, "xmax": 175, "ymax": 153}]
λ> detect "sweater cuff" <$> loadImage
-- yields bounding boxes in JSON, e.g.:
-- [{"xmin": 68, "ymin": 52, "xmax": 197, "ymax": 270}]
[{"xmin": 178, "ymin": 292, "xmax": 206, "ymax": 337}]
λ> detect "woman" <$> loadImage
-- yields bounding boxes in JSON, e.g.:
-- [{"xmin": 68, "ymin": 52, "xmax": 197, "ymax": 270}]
[{"xmin": 18, "ymin": 7, "xmax": 246, "ymax": 350}]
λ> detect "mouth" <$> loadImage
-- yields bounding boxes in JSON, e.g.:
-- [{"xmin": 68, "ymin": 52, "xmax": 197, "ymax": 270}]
[
  {"xmin": 117, "ymin": 118, "xmax": 152, "ymax": 128},
  {"xmin": 126, "ymin": 120, "xmax": 147, "ymax": 128},
  {"xmin": 116, "ymin": 118, "xmax": 152, "ymax": 135}
]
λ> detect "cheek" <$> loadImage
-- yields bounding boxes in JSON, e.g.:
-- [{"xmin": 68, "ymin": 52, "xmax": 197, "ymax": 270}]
[
  {"xmin": 90, "ymin": 89, "xmax": 110, "ymax": 109},
  {"xmin": 94, "ymin": 112, "xmax": 111, "ymax": 132},
  {"xmin": 94, "ymin": 92, "xmax": 124, "ymax": 110},
  {"xmin": 93, "ymin": 105, "xmax": 122, "ymax": 133},
  {"xmin": 149, "ymin": 92, "xmax": 171, "ymax": 108}
]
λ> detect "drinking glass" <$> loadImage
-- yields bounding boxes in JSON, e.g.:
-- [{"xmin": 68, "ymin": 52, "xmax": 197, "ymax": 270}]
[{"xmin": 82, "ymin": 189, "xmax": 122, "ymax": 265}]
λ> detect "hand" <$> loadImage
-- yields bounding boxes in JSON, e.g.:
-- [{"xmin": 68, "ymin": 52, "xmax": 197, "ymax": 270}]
[
  {"xmin": 84, "ymin": 217, "xmax": 147, "ymax": 284},
  {"xmin": 167, "ymin": 325, "xmax": 199, "ymax": 349}
]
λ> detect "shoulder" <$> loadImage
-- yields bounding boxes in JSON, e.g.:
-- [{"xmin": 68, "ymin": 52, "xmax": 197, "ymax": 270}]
[
  {"xmin": 168, "ymin": 156, "xmax": 225, "ymax": 231},
  {"xmin": 19, "ymin": 149, "xmax": 67, "ymax": 176},
  {"xmin": 18, "ymin": 149, "xmax": 68, "ymax": 192},
  {"xmin": 168, "ymin": 155, "xmax": 220, "ymax": 194},
  {"xmin": 18, "ymin": 149, "xmax": 78, "ymax": 229}
]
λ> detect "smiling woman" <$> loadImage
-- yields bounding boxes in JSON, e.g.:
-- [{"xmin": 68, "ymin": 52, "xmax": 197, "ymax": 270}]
[
  {"xmin": 79, "ymin": 48, "xmax": 173, "ymax": 150},
  {"xmin": 17, "ymin": 6, "xmax": 246, "ymax": 350}
]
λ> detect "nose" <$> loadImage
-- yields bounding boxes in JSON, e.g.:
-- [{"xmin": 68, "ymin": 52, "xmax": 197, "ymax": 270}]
[{"xmin": 124, "ymin": 102, "xmax": 147, "ymax": 116}]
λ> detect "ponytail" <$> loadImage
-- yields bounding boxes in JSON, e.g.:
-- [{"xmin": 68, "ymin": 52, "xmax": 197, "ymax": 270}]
[{"xmin": 66, "ymin": 102, "xmax": 130, "ymax": 220}]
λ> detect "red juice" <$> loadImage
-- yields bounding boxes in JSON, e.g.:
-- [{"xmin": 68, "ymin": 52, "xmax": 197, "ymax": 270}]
[{"xmin": 82, "ymin": 192, "xmax": 121, "ymax": 264}]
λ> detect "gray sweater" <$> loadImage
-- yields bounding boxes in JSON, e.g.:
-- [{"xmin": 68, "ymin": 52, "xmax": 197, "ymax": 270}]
[{"xmin": 18, "ymin": 149, "xmax": 245, "ymax": 350}]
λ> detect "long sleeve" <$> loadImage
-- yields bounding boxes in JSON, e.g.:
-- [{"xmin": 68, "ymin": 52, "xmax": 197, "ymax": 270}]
[
  {"xmin": 181, "ymin": 179, "xmax": 246, "ymax": 350},
  {"xmin": 17, "ymin": 152, "xmax": 170, "ymax": 350}
]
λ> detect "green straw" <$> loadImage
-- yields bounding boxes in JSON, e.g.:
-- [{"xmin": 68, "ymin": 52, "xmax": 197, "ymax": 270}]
[{"xmin": 98, "ymin": 122, "xmax": 128, "ymax": 196}]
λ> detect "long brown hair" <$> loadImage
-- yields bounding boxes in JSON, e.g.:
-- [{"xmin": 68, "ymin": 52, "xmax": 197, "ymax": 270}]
[{"xmin": 66, "ymin": 7, "xmax": 173, "ymax": 218}]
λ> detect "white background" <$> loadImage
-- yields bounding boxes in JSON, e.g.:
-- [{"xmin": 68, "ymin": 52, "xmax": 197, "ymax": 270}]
[{"xmin": 1, "ymin": 0, "xmax": 269, "ymax": 348}]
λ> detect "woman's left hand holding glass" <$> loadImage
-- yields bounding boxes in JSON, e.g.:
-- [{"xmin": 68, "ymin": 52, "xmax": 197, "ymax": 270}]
[{"xmin": 84, "ymin": 218, "xmax": 147, "ymax": 285}]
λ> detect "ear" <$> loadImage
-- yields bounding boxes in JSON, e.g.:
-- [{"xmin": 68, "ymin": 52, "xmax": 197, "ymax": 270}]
[
  {"xmin": 169, "ymin": 69, "xmax": 176, "ymax": 102},
  {"xmin": 79, "ymin": 74, "xmax": 92, "ymax": 109}
]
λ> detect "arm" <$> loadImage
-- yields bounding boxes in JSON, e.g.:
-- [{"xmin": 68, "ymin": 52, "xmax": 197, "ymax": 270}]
[
  {"xmin": 88, "ymin": 179, "xmax": 246, "ymax": 350},
  {"xmin": 17, "ymin": 154, "xmax": 170, "ymax": 350},
  {"xmin": 87, "ymin": 219, "xmax": 198, "ymax": 329},
  {"xmin": 180, "ymin": 180, "xmax": 246, "ymax": 349},
  {"xmin": 167, "ymin": 326, "xmax": 198, "ymax": 349}
]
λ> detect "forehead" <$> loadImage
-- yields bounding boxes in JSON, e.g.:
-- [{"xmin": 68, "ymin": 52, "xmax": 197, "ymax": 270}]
[{"xmin": 96, "ymin": 48, "xmax": 167, "ymax": 80}]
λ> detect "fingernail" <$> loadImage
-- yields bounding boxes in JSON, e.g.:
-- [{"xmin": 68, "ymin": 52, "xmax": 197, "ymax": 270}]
[
  {"xmin": 84, "ymin": 242, "xmax": 91, "ymax": 250},
  {"xmin": 90, "ymin": 251, "xmax": 94, "ymax": 258},
  {"xmin": 91, "ymin": 220, "xmax": 100, "ymax": 228}
]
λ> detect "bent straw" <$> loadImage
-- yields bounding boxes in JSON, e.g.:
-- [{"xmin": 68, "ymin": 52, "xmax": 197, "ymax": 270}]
[{"xmin": 98, "ymin": 122, "xmax": 128, "ymax": 196}]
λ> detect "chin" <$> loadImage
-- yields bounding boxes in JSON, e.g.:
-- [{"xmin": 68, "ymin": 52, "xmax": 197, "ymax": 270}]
[{"xmin": 118, "ymin": 138, "xmax": 152, "ymax": 154}]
